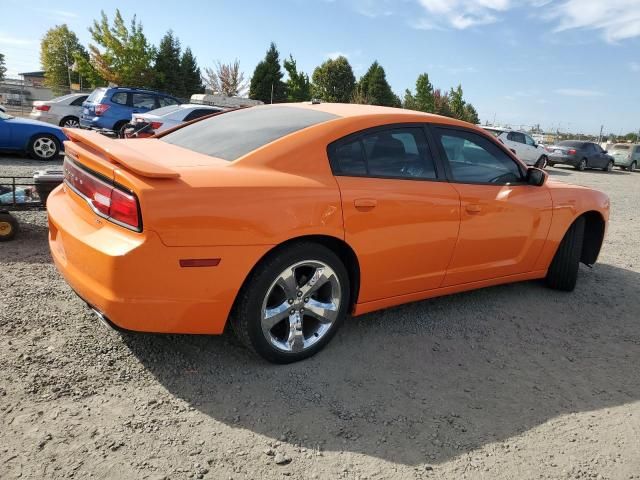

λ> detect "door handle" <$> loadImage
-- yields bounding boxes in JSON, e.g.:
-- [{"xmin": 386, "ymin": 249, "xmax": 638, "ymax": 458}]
[
  {"xmin": 465, "ymin": 204, "xmax": 482, "ymax": 214},
  {"xmin": 354, "ymin": 198, "xmax": 377, "ymax": 209}
]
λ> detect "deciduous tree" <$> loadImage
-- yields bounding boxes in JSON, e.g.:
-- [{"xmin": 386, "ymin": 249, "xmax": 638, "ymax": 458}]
[
  {"xmin": 463, "ymin": 103, "xmax": 480, "ymax": 124},
  {"xmin": 249, "ymin": 42, "xmax": 286, "ymax": 103},
  {"xmin": 204, "ymin": 59, "xmax": 248, "ymax": 96},
  {"xmin": 40, "ymin": 25, "xmax": 87, "ymax": 95},
  {"xmin": 311, "ymin": 56, "xmax": 355, "ymax": 103}
]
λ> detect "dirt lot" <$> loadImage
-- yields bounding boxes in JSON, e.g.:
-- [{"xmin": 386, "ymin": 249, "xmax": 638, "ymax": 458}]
[{"xmin": 1, "ymin": 153, "xmax": 639, "ymax": 480}]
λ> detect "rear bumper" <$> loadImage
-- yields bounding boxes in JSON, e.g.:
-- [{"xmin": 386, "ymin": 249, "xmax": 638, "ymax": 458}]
[
  {"xmin": 548, "ymin": 155, "xmax": 578, "ymax": 166},
  {"xmin": 47, "ymin": 184, "xmax": 272, "ymax": 334},
  {"xmin": 613, "ymin": 158, "xmax": 632, "ymax": 167}
]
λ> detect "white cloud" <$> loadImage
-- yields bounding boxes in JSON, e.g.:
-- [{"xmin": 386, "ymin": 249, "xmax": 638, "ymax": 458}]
[
  {"xmin": 545, "ymin": 0, "xmax": 640, "ymax": 42},
  {"xmin": 416, "ymin": 0, "xmax": 512, "ymax": 29},
  {"xmin": 0, "ymin": 34, "xmax": 36, "ymax": 46},
  {"xmin": 554, "ymin": 88, "xmax": 605, "ymax": 97}
]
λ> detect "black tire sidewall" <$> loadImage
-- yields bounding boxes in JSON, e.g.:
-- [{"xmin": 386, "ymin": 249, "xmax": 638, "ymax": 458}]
[
  {"xmin": 236, "ymin": 243, "xmax": 351, "ymax": 364},
  {"xmin": 59, "ymin": 116, "xmax": 79, "ymax": 128},
  {"xmin": 28, "ymin": 134, "xmax": 60, "ymax": 161},
  {"xmin": 0, "ymin": 213, "xmax": 18, "ymax": 241}
]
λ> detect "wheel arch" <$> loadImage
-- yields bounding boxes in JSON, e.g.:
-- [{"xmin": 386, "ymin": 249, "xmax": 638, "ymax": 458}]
[
  {"xmin": 232, "ymin": 234, "xmax": 361, "ymax": 314},
  {"xmin": 579, "ymin": 210, "xmax": 606, "ymax": 265},
  {"xmin": 25, "ymin": 131, "xmax": 61, "ymax": 152},
  {"xmin": 59, "ymin": 115, "xmax": 79, "ymax": 127}
]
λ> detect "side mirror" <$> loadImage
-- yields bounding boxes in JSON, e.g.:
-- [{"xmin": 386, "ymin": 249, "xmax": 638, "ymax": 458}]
[
  {"xmin": 603, "ymin": 150, "xmax": 608, "ymax": 154},
  {"xmin": 527, "ymin": 167, "xmax": 546, "ymax": 186}
]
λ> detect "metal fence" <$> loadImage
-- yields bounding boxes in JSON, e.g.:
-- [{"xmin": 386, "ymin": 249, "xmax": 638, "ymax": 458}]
[{"xmin": 0, "ymin": 77, "xmax": 93, "ymax": 117}]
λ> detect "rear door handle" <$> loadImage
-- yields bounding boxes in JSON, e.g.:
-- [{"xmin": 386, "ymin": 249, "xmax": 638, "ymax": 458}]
[
  {"xmin": 354, "ymin": 198, "xmax": 377, "ymax": 209},
  {"xmin": 465, "ymin": 204, "xmax": 482, "ymax": 214}
]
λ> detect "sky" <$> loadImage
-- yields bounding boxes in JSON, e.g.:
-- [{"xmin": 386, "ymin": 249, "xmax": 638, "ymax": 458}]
[{"xmin": 1, "ymin": 0, "xmax": 639, "ymax": 135}]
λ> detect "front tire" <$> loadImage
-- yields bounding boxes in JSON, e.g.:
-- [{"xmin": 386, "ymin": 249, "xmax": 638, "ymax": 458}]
[
  {"xmin": 535, "ymin": 155, "xmax": 548, "ymax": 169},
  {"xmin": 230, "ymin": 242, "xmax": 350, "ymax": 364},
  {"xmin": 575, "ymin": 158, "xmax": 587, "ymax": 171},
  {"xmin": 546, "ymin": 216, "xmax": 585, "ymax": 292},
  {"xmin": 28, "ymin": 134, "xmax": 60, "ymax": 160}
]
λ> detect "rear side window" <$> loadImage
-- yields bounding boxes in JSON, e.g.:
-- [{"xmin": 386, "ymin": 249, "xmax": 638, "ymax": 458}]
[
  {"xmin": 159, "ymin": 96, "xmax": 180, "ymax": 107},
  {"xmin": 183, "ymin": 108, "xmax": 220, "ymax": 122},
  {"xmin": 434, "ymin": 127, "xmax": 523, "ymax": 184},
  {"xmin": 86, "ymin": 88, "xmax": 106, "ymax": 103},
  {"xmin": 161, "ymin": 105, "xmax": 338, "ymax": 161},
  {"xmin": 330, "ymin": 127, "xmax": 437, "ymax": 180},
  {"xmin": 71, "ymin": 95, "xmax": 88, "ymax": 106},
  {"xmin": 111, "ymin": 92, "xmax": 128, "ymax": 105},
  {"xmin": 507, "ymin": 132, "xmax": 526, "ymax": 144},
  {"xmin": 132, "ymin": 93, "xmax": 157, "ymax": 109}
]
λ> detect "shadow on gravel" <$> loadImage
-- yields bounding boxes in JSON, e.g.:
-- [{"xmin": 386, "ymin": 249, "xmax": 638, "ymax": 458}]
[
  {"xmin": 2, "ymin": 222, "xmax": 51, "ymax": 264},
  {"xmin": 121, "ymin": 263, "xmax": 640, "ymax": 466}
]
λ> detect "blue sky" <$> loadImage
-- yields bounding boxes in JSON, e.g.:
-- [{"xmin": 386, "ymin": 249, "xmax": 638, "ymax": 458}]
[{"xmin": 1, "ymin": 0, "xmax": 639, "ymax": 134}]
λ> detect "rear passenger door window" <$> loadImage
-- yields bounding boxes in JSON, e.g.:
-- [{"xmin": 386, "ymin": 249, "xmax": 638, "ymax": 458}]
[
  {"xmin": 434, "ymin": 127, "xmax": 524, "ymax": 184},
  {"xmin": 132, "ymin": 93, "xmax": 157, "ymax": 110},
  {"xmin": 111, "ymin": 92, "xmax": 129, "ymax": 105},
  {"xmin": 508, "ymin": 132, "xmax": 526, "ymax": 144},
  {"xmin": 158, "ymin": 96, "xmax": 180, "ymax": 107},
  {"xmin": 330, "ymin": 127, "xmax": 437, "ymax": 180}
]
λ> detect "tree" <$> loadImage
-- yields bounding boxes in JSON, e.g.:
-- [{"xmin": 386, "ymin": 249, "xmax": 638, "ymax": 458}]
[
  {"xmin": 414, "ymin": 73, "xmax": 434, "ymax": 112},
  {"xmin": 181, "ymin": 48, "xmax": 204, "ymax": 98},
  {"xmin": 204, "ymin": 59, "xmax": 248, "ymax": 96},
  {"xmin": 153, "ymin": 30, "xmax": 183, "ymax": 96},
  {"xmin": 402, "ymin": 88, "xmax": 417, "ymax": 110},
  {"xmin": 40, "ymin": 25, "xmax": 87, "ymax": 95},
  {"xmin": 449, "ymin": 84, "xmax": 466, "ymax": 120},
  {"xmin": 463, "ymin": 103, "xmax": 479, "ymax": 124},
  {"xmin": 249, "ymin": 42, "xmax": 286, "ymax": 103},
  {"xmin": 0, "ymin": 53, "xmax": 6, "ymax": 81},
  {"xmin": 84, "ymin": 9, "xmax": 156, "ymax": 87},
  {"xmin": 311, "ymin": 56, "xmax": 355, "ymax": 103},
  {"xmin": 283, "ymin": 55, "xmax": 311, "ymax": 102},
  {"xmin": 433, "ymin": 89, "xmax": 451, "ymax": 117},
  {"xmin": 357, "ymin": 61, "xmax": 400, "ymax": 107}
]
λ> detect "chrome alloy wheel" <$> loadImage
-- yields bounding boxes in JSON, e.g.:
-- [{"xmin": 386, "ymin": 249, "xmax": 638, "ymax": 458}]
[
  {"xmin": 62, "ymin": 118, "xmax": 80, "ymax": 128},
  {"xmin": 33, "ymin": 137, "xmax": 57, "ymax": 159},
  {"xmin": 261, "ymin": 260, "xmax": 341, "ymax": 353}
]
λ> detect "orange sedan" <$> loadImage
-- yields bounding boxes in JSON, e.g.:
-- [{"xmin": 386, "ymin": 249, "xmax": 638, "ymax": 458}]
[{"xmin": 48, "ymin": 103, "xmax": 609, "ymax": 363}]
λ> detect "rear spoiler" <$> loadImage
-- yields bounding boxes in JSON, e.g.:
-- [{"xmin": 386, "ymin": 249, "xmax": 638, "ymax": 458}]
[{"xmin": 63, "ymin": 128, "xmax": 180, "ymax": 179}]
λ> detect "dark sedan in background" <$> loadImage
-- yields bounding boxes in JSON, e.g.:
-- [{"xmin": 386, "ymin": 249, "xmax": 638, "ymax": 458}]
[{"xmin": 547, "ymin": 141, "xmax": 614, "ymax": 172}]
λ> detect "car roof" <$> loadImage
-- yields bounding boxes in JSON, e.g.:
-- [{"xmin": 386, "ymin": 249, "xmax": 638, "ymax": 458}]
[{"xmin": 273, "ymin": 102, "xmax": 476, "ymax": 128}]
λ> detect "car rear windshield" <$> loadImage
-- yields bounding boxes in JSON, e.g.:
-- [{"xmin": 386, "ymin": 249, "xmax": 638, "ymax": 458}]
[
  {"xmin": 86, "ymin": 88, "xmax": 106, "ymax": 103},
  {"xmin": 149, "ymin": 105, "xmax": 183, "ymax": 116},
  {"xmin": 160, "ymin": 105, "xmax": 339, "ymax": 161},
  {"xmin": 612, "ymin": 144, "xmax": 630, "ymax": 150},
  {"xmin": 558, "ymin": 141, "xmax": 585, "ymax": 148}
]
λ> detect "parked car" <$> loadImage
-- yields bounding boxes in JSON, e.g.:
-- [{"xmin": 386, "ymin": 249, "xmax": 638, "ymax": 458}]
[
  {"xmin": 80, "ymin": 87, "xmax": 181, "ymax": 133},
  {"xmin": 124, "ymin": 104, "xmax": 225, "ymax": 138},
  {"xmin": 0, "ymin": 110, "xmax": 67, "ymax": 160},
  {"xmin": 482, "ymin": 126, "xmax": 548, "ymax": 168},
  {"xmin": 609, "ymin": 143, "xmax": 640, "ymax": 171},
  {"xmin": 48, "ymin": 104, "xmax": 609, "ymax": 364},
  {"xmin": 547, "ymin": 140, "xmax": 615, "ymax": 171},
  {"xmin": 29, "ymin": 93, "xmax": 88, "ymax": 128}
]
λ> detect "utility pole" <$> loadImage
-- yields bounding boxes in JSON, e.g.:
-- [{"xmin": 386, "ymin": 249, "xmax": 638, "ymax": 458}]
[
  {"xmin": 270, "ymin": 83, "xmax": 274, "ymax": 104},
  {"xmin": 598, "ymin": 125, "xmax": 603, "ymax": 144}
]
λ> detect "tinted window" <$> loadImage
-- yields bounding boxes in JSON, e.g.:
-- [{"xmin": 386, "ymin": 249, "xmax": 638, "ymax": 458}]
[
  {"xmin": 70, "ymin": 95, "xmax": 88, "ymax": 106},
  {"xmin": 435, "ymin": 128, "xmax": 523, "ymax": 184},
  {"xmin": 612, "ymin": 144, "xmax": 630, "ymax": 150},
  {"xmin": 508, "ymin": 132, "xmax": 526, "ymax": 144},
  {"xmin": 525, "ymin": 135, "xmax": 536, "ymax": 146},
  {"xmin": 183, "ymin": 108, "xmax": 221, "ymax": 122},
  {"xmin": 111, "ymin": 92, "xmax": 128, "ymax": 105},
  {"xmin": 331, "ymin": 127, "xmax": 437, "ymax": 180},
  {"xmin": 87, "ymin": 88, "xmax": 106, "ymax": 103},
  {"xmin": 161, "ymin": 105, "xmax": 338, "ymax": 161},
  {"xmin": 158, "ymin": 96, "xmax": 180, "ymax": 107},
  {"xmin": 132, "ymin": 93, "xmax": 157, "ymax": 109}
]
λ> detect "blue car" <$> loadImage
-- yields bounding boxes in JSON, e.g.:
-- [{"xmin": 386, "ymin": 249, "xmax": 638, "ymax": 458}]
[
  {"xmin": 0, "ymin": 110, "xmax": 67, "ymax": 160},
  {"xmin": 80, "ymin": 87, "xmax": 182, "ymax": 133}
]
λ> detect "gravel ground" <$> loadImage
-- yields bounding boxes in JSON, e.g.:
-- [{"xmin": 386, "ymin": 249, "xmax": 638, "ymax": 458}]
[{"xmin": 1, "ymin": 153, "xmax": 639, "ymax": 480}]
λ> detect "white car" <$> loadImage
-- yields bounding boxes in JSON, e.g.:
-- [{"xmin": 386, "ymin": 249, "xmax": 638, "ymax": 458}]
[
  {"xmin": 129, "ymin": 104, "xmax": 225, "ymax": 134},
  {"xmin": 482, "ymin": 127, "xmax": 549, "ymax": 168},
  {"xmin": 30, "ymin": 93, "xmax": 89, "ymax": 128}
]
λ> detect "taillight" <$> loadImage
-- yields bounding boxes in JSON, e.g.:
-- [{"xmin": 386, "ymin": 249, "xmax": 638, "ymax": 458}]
[
  {"xmin": 568, "ymin": 149, "xmax": 577, "ymax": 155},
  {"xmin": 94, "ymin": 104, "xmax": 110, "ymax": 116},
  {"xmin": 35, "ymin": 105, "xmax": 51, "ymax": 112},
  {"xmin": 63, "ymin": 158, "xmax": 141, "ymax": 231},
  {"xmin": 150, "ymin": 122, "xmax": 163, "ymax": 130}
]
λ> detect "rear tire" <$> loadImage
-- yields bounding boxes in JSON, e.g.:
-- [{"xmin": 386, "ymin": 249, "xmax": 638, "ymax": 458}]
[
  {"xmin": 113, "ymin": 120, "xmax": 128, "ymax": 137},
  {"xmin": 0, "ymin": 212, "xmax": 18, "ymax": 242},
  {"xmin": 575, "ymin": 158, "xmax": 587, "ymax": 171},
  {"xmin": 546, "ymin": 216, "xmax": 585, "ymax": 292},
  {"xmin": 28, "ymin": 134, "xmax": 61, "ymax": 161},
  {"xmin": 628, "ymin": 161, "xmax": 636, "ymax": 172},
  {"xmin": 603, "ymin": 160, "xmax": 614, "ymax": 172},
  {"xmin": 535, "ymin": 155, "xmax": 548, "ymax": 169},
  {"xmin": 230, "ymin": 242, "xmax": 350, "ymax": 364},
  {"xmin": 59, "ymin": 116, "xmax": 80, "ymax": 128}
]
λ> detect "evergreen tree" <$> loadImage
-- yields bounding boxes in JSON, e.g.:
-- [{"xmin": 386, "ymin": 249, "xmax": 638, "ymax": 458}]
[
  {"xmin": 181, "ymin": 48, "xmax": 204, "ymax": 98},
  {"xmin": 414, "ymin": 73, "xmax": 434, "ymax": 112},
  {"xmin": 449, "ymin": 84, "xmax": 466, "ymax": 120},
  {"xmin": 357, "ymin": 61, "xmax": 399, "ymax": 107},
  {"xmin": 433, "ymin": 88, "xmax": 452, "ymax": 117},
  {"xmin": 154, "ymin": 30, "xmax": 183, "ymax": 96},
  {"xmin": 311, "ymin": 56, "xmax": 355, "ymax": 103},
  {"xmin": 40, "ymin": 25, "xmax": 88, "ymax": 94},
  {"xmin": 0, "ymin": 53, "xmax": 7, "ymax": 81},
  {"xmin": 249, "ymin": 42, "xmax": 286, "ymax": 103},
  {"xmin": 463, "ymin": 103, "xmax": 480, "ymax": 124},
  {"xmin": 283, "ymin": 55, "xmax": 311, "ymax": 102},
  {"xmin": 402, "ymin": 88, "xmax": 417, "ymax": 110}
]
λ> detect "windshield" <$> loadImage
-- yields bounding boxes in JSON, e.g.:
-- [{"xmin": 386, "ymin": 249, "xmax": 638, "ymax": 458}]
[
  {"xmin": 483, "ymin": 128, "xmax": 505, "ymax": 137},
  {"xmin": 612, "ymin": 144, "xmax": 630, "ymax": 150},
  {"xmin": 0, "ymin": 111, "xmax": 14, "ymax": 120},
  {"xmin": 161, "ymin": 105, "xmax": 338, "ymax": 161}
]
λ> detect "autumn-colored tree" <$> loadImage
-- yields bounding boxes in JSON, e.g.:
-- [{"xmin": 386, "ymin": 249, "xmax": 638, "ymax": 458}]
[{"xmin": 204, "ymin": 59, "xmax": 248, "ymax": 96}]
